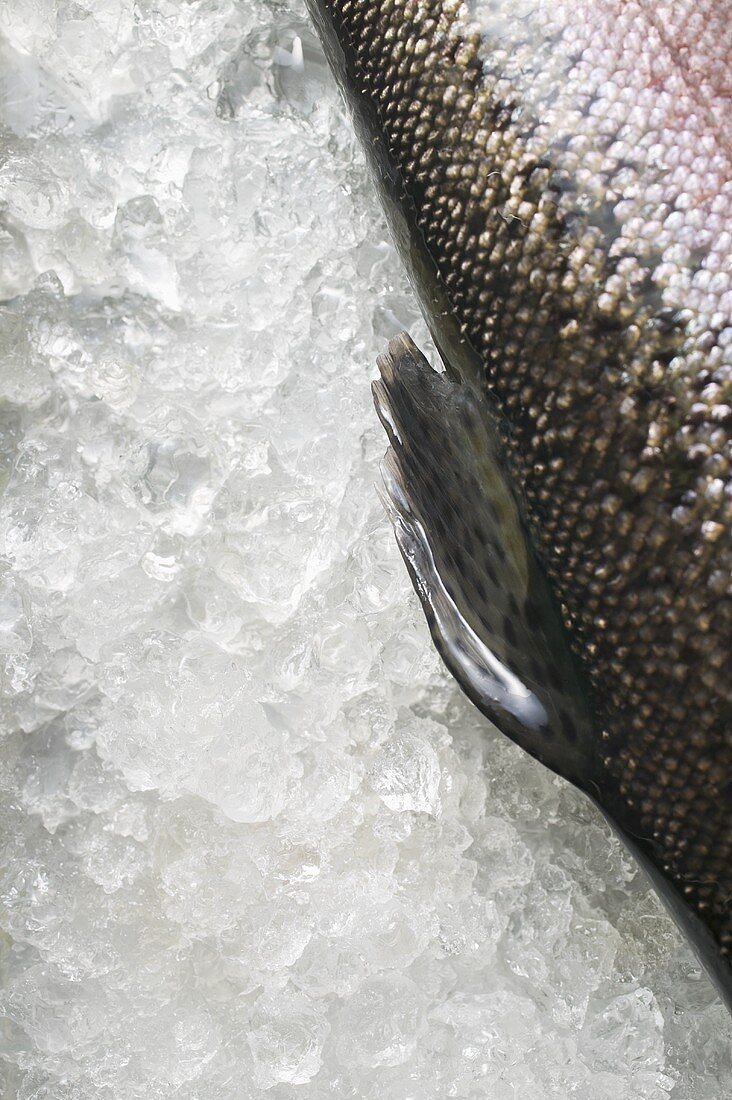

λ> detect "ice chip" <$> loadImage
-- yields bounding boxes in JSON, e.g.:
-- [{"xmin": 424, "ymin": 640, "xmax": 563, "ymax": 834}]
[
  {"xmin": 193, "ymin": 723, "xmax": 294, "ymax": 824},
  {"xmin": 248, "ymin": 989, "xmax": 329, "ymax": 1087},
  {"xmin": 335, "ymin": 974, "xmax": 426, "ymax": 1068},
  {"xmin": 369, "ymin": 728, "xmax": 442, "ymax": 814}
]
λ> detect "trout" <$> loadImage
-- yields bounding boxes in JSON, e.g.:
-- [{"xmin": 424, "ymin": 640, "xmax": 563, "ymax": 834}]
[{"xmin": 306, "ymin": 0, "xmax": 732, "ymax": 1009}]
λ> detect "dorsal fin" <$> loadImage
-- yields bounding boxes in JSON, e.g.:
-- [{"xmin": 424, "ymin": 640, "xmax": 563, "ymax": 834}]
[{"xmin": 373, "ymin": 333, "xmax": 597, "ymax": 791}]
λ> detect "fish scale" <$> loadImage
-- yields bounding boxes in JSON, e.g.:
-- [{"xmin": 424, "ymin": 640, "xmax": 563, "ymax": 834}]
[{"xmin": 307, "ymin": 0, "xmax": 732, "ymax": 1007}]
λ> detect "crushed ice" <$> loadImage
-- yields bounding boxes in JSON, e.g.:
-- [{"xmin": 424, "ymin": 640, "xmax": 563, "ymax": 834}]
[{"xmin": 0, "ymin": 2, "xmax": 730, "ymax": 1097}]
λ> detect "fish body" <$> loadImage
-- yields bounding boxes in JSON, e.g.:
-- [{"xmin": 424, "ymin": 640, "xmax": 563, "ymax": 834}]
[{"xmin": 307, "ymin": 0, "xmax": 732, "ymax": 1007}]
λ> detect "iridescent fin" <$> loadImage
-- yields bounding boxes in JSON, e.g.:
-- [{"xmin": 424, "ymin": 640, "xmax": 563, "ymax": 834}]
[{"xmin": 373, "ymin": 332, "xmax": 597, "ymax": 790}]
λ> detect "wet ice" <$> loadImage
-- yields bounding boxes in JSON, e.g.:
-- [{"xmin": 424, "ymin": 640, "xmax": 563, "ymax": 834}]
[{"xmin": 0, "ymin": 2, "xmax": 731, "ymax": 1098}]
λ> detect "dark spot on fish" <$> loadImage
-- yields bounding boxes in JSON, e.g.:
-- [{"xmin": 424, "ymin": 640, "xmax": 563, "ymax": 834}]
[
  {"xmin": 529, "ymin": 656, "xmax": 545, "ymax": 684},
  {"xmin": 503, "ymin": 613, "xmax": 517, "ymax": 648},
  {"xmin": 474, "ymin": 575, "xmax": 488, "ymax": 603},
  {"xmin": 546, "ymin": 661, "xmax": 564, "ymax": 693},
  {"xmin": 654, "ymin": 307, "xmax": 684, "ymax": 335},
  {"xmin": 524, "ymin": 596, "xmax": 540, "ymax": 624},
  {"xmin": 484, "ymin": 558, "xmax": 498, "ymax": 586},
  {"xmin": 559, "ymin": 707, "xmax": 579, "ymax": 743}
]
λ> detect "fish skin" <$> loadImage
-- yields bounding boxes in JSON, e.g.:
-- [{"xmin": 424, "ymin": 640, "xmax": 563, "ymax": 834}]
[{"xmin": 306, "ymin": 0, "xmax": 732, "ymax": 1007}]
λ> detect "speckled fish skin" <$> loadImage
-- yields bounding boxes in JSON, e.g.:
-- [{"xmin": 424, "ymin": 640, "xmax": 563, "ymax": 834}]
[{"xmin": 306, "ymin": 0, "xmax": 732, "ymax": 1006}]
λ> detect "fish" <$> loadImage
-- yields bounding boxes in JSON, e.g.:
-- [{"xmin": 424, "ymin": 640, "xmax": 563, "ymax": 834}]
[{"xmin": 306, "ymin": 0, "xmax": 732, "ymax": 1010}]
